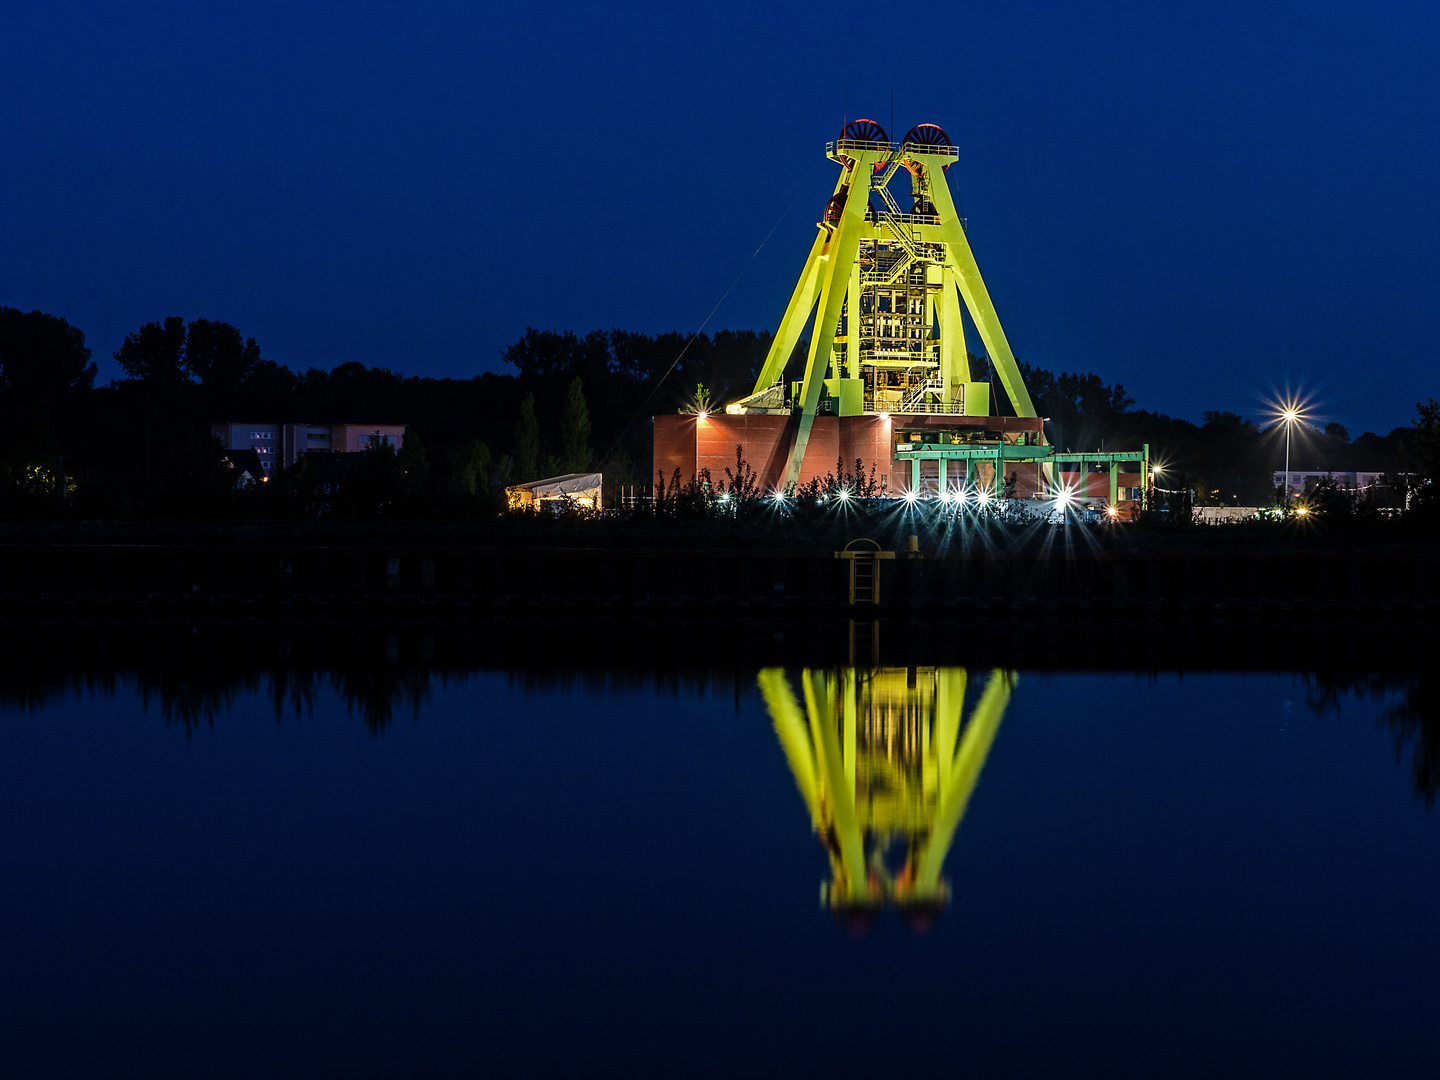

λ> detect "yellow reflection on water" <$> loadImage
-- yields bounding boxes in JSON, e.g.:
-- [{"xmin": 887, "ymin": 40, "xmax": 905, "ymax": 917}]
[{"xmin": 759, "ymin": 666, "xmax": 1015, "ymax": 931}]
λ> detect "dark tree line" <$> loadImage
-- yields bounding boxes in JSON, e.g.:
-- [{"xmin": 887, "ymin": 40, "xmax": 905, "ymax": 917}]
[
  {"xmin": 0, "ymin": 308, "xmax": 779, "ymax": 517},
  {"xmin": 1, "ymin": 302, "xmax": 1434, "ymax": 518},
  {"xmin": 1014, "ymin": 360, "xmax": 1429, "ymax": 506}
]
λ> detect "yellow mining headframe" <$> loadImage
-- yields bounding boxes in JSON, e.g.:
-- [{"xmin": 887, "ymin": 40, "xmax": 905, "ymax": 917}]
[
  {"xmin": 731, "ymin": 120, "xmax": 1039, "ymax": 491},
  {"xmin": 759, "ymin": 665, "xmax": 1015, "ymax": 931}
]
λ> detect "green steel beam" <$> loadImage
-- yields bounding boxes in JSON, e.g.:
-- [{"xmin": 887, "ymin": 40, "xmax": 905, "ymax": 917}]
[
  {"xmin": 804, "ymin": 669, "xmax": 868, "ymax": 898},
  {"xmin": 840, "ymin": 669, "xmax": 857, "ymax": 789},
  {"xmin": 937, "ymin": 271, "xmax": 969, "ymax": 395},
  {"xmin": 1048, "ymin": 450, "xmax": 1148, "ymax": 463},
  {"xmin": 895, "ymin": 443, "xmax": 1054, "ymax": 461},
  {"xmin": 895, "ymin": 445, "xmax": 1149, "ymax": 466},
  {"xmin": 751, "ymin": 164, "xmax": 850, "ymax": 394},
  {"xmin": 759, "ymin": 668, "xmax": 822, "ymax": 830},
  {"xmin": 782, "ymin": 154, "xmax": 879, "ymax": 491},
  {"xmin": 844, "ymin": 257, "xmax": 861, "ymax": 379},
  {"xmin": 913, "ymin": 670, "xmax": 1013, "ymax": 893},
  {"xmin": 752, "ymin": 233, "xmax": 826, "ymax": 393},
  {"xmin": 1142, "ymin": 443, "xmax": 1150, "ymax": 510},
  {"xmin": 933, "ymin": 669, "xmax": 968, "ymax": 793}
]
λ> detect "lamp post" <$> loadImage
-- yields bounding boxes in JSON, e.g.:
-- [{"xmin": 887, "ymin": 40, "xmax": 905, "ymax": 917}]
[{"xmin": 1281, "ymin": 408, "xmax": 1298, "ymax": 505}]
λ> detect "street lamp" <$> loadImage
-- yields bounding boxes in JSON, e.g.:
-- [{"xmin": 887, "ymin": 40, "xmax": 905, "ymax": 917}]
[{"xmin": 1281, "ymin": 408, "xmax": 1299, "ymax": 504}]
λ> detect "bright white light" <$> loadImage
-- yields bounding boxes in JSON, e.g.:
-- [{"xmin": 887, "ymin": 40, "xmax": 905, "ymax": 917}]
[
  {"xmin": 719, "ymin": 492, "xmax": 730, "ymax": 503},
  {"xmin": 903, "ymin": 489, "xmax": 918, "ymax": 504},
  {"xmin": 977, "ymin": 489, "xmax": 992, "ymax": 505},
  {"xmin": 1055, "ymin": 489, "xmax": 1073, "ymax": 508},
  {"xmin": 879, "ymin": 412, "xmax": 890, "ymax": 421},
  {"xmin": 1267, "ymin": 393, "xmax": 1316, "ymax": 432},
  {"xmin": 838, "ymin": 488, "xmax": 850, "ymax": 502},
  {"xmin": 940, "ymin": 490, "xmax": 953, "ymax": 504},
  {"xmin": 772, "ymin": 489, "xmax": 785, "ymax": 502},
  {"xmin": 696, "ymin": 410, "xmax": 709, "ymax": 421},
  {"xmin": 1106, "ymin": 505, "xmax": 1118, "ymax": 518}
]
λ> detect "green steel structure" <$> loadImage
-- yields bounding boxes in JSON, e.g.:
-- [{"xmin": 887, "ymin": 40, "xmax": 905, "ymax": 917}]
[
  {"xmin": 894, "ymin": 441, "xmax": 1152, "ymax": 506},
  {"xmin": 760, "ymin": 665, "xmax": 1015, "ymax": 924},
  {"xmin": 731, "ymin": 119, "xmax": 1040, "ymax": 489}
]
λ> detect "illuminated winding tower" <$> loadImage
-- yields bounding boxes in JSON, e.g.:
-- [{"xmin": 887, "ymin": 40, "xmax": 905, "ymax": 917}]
[
  {"xmin": 655, "ymin": 119, "xmax": 1053, "ymax": 497},
  {"xmin": 760, "ymin": 665, "xmax": 1015, "ymax": 930}
]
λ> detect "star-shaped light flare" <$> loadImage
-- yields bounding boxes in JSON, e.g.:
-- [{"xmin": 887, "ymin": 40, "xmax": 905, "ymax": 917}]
[
  {"xmin": 1265, "ymin": 391, "xmax": 1317, "ymax": 503},
  {"xmin": 1266, "ymin": 392, "xmax": 1316, "ymax": 433}
]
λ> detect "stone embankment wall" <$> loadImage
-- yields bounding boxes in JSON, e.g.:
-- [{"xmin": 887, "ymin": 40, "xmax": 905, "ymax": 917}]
[{"xmin": 0, "ymin": 544, "xmax": 1435, "ymax": 618}]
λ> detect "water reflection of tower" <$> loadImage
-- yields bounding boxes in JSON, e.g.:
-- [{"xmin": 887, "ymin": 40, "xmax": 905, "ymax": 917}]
[{"xmin": 759, "ymin": 666, "xmax": 1014, "ymax": 932}]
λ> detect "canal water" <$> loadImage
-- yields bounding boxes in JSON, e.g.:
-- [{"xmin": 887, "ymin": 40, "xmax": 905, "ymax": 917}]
[{"xmin": 1, "ymin": 634, "xmax": 1436, "ymax": 1077}]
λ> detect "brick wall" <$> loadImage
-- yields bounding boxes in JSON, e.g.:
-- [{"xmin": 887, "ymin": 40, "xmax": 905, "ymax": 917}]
[{"xmin": 654, "ymin": 412, "xmax": 1060, "ymax": 496}]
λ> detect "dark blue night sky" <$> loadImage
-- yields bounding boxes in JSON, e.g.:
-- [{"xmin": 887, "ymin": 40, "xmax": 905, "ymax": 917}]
[{"xmin": 3, "ymin": 1, "xmax": 1436, "ymax": 435}]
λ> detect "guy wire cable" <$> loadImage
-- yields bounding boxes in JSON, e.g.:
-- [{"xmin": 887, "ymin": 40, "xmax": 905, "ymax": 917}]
[{"xmin": 599, "ymin": 188, "xmax": 803, "ymax": 465}]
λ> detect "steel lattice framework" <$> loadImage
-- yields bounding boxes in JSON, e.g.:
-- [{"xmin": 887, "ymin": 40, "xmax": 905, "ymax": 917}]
[
  {"xmin": 760, "ymin": 665, "xmax": 1015, "ymax": 926},
  {"xmin": 731, "ymin": 120, "xmax": 1039, "ymax": 490}
]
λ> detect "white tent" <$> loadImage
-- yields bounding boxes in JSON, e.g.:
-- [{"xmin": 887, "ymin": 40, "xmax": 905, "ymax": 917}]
[{"xmin": 505, "ymin": 472, "xmax": 603, "ymax": 510}]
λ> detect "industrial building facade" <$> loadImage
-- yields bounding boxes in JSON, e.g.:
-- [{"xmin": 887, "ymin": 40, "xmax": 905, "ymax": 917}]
[
  {"xmin": 653, "ymin": 118, "xmax": 1150, "ymax": 509},
  {"xmin": 656, "ymin": 412, "xmax": 1052, "ymax": 497}
]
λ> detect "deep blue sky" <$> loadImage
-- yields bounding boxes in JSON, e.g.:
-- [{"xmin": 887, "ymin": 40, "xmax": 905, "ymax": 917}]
[{"xmin": 2, "ymin": 1, "xmax": 1436, "ymax": 435}]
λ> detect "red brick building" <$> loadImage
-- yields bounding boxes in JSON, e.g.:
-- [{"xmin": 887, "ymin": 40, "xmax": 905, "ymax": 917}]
[{"xmin": 654, "ymin": 412, "xmax": 1053, "ymax": 496}]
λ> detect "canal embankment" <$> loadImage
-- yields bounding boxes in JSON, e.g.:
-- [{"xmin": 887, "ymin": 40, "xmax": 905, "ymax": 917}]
[{"xmin": 1, "ymin": 539, "xmax": 1436, "ymax": 619}]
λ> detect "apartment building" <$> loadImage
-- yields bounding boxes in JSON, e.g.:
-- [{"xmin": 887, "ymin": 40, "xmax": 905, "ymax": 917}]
[
  {"xmin": 1272, "ymin": 470, "xmax": 1389, "ymax": 497},
  {"xmin": 211, "ymin": 422, "xmax": 408, "ymax": 476}
]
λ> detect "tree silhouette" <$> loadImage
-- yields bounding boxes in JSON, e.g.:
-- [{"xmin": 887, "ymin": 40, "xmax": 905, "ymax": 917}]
[
  {"xmin": 559, "ymin": 376, "xmax": 592, "ymax": 471},
  {"xmin": 514, "ymin": 392, "xmax": 540, "ymax": 479},
  {"xmin": 0, "ymin": 306, "xmax": 97, "ymax": 413},
  {"xmin": 183, "ymin": 318, "xmax": 260, "ymax": 397},
  {"xmin": 113, "ymin": 317, "xmax": 188, "ymax": 384}
]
